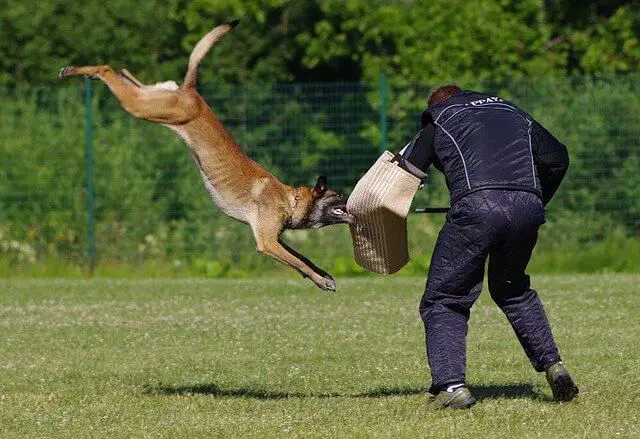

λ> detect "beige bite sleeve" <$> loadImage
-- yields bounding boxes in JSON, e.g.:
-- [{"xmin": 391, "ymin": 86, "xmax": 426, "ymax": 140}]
[{"xmin": 346, "ymin": 151, "xmax": 422, "ymax": 275}]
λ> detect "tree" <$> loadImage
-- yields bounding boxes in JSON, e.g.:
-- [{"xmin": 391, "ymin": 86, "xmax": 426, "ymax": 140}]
[
  {"xmin": 297, "ymin": 0, "xmax": 557, "ymax": 86},
  {"xmin": 0, "ymin": 0, "xmax": 187, "ymax": 86}
]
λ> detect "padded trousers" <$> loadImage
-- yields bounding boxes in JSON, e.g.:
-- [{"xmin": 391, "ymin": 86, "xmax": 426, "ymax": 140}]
[{"xmin": 418, "ymin": 190, "xmax": 561, "ymax": 393}]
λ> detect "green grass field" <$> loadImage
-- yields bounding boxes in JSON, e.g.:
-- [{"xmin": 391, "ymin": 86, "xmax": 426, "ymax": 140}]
[{"xmin": 1, "ymin": 275, "xmax": 638, "ymax": 438}]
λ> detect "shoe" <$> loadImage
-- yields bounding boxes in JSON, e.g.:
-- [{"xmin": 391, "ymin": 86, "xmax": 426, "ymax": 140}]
[
  {"xmin": 430, "ymin": 387, "xmax": 476, "ymax": 410},
  {"xmin": 545, "ymin": 362, "xmax": 579, "ymax": 402}
]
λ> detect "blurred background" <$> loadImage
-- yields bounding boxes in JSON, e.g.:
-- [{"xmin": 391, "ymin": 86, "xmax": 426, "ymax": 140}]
[{"xmin": 0, "ymin": 0, "xmax": 638, "ymax": 278}]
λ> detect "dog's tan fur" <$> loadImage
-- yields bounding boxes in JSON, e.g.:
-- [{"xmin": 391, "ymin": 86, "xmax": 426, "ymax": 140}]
[{"xmin": 59, "ymin": 21, "xmax": 354, "ymax": 291}]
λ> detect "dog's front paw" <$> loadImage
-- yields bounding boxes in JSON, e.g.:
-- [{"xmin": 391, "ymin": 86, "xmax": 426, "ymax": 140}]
[{"xmin": 315, "ymin": 274, "xmax": 336, "ymax": 292}]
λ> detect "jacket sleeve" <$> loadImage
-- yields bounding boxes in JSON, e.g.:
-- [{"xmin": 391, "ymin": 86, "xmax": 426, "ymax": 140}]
[
  {"xmin": 531, "ymin": 121, "xmax": 569, "ymax": 205},
  {"xmin": 398, "ymin": 122, "xmax": 437, "ymax": 181}
]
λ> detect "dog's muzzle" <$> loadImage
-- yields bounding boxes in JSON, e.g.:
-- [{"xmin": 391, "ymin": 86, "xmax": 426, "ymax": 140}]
[{"xmin": 330, "ymin": 205, "xmax": 356, "ymax": 224}]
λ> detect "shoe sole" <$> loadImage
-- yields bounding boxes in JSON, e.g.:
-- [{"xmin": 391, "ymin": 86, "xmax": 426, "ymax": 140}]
[
  {"xmin": 449, "ymin": 396, "xmax": 476, "ymax": 409},
  {"xmin": 552, "ymin": 374, "xmax": 579, "ymax": 402}
]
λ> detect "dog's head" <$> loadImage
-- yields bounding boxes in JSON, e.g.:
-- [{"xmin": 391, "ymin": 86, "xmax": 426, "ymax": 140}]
[{"xmin": 296, "ymin": 176, "xmax": 355, "ymax": 229}]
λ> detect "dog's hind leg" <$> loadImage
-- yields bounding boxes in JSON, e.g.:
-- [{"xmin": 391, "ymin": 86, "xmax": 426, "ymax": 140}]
[
  {"xmin": 59, "ymin": 65, "xmax": 199, "ymax": 124},
  {"xmin": 118, "ymin": 69, "xmax": 145, "ymax": 88}
]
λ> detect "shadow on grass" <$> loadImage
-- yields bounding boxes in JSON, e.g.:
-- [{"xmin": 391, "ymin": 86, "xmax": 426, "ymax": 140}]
[
  {"xmin": 468, "ymin": 383, "xmax": 548, "ymax": 401},
  {"xmin": 144, "ymin": 383, "xmax": 426, "ymax": 400},
  {"xmin": 145, "ymin": 382, "xmax": 548, "ymax": 401}
]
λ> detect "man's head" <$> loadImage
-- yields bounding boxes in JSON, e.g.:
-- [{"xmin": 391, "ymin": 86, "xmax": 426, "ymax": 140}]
[{"xmin": 428, "ymin": 84, "xmax": 462, "ymax": 107}]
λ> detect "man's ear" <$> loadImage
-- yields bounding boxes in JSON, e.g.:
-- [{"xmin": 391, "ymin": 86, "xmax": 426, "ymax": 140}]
[{"xmin": 311, "ymin": 176, "xmax": 327, "ymax": 198}]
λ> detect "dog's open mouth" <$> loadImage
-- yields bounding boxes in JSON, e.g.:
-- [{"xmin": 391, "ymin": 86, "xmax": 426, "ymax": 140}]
[{"xmin": 330, "ymin": 206, "xmax": 356, "ymax": 224}]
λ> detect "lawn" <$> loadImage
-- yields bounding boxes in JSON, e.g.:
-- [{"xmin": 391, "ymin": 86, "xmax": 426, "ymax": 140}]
[{"xmin": 1, "ymin": 275, "xmax": 638, "ymax": 438}]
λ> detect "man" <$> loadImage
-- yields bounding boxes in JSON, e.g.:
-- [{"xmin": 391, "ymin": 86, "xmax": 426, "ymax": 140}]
[{"xmin": 399, "ymin": 84, "xmax": 578, "ymax": 409}]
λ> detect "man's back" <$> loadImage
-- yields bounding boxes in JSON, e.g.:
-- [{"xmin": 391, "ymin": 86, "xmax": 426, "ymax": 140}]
[
  {"xmin": 427, "ymin": 91, "xmax": 540, "ymax": 203},
  {"xmin": 403, "ymin": 89, "xmax": 568, "ymax": 206}
]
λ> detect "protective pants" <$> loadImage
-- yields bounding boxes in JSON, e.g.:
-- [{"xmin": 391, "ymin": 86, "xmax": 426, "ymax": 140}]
[{"xmin": 419, "ymin": 190, "xmax": 561, "ymax": 393}]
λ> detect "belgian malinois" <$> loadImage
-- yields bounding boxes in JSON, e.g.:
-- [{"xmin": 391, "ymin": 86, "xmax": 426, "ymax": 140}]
[{"xmin": 59, "ymin": 21, "xmax": 355, "ymax": 291}]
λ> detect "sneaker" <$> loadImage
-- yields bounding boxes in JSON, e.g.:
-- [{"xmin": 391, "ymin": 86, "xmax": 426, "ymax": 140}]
[
  {"xmin": 430, "ymin": 387, "xmax": 476, "ymax": 410},
  {"xmin": 545, "ymin": 362, "xmax": 579, "ymax": 402}
]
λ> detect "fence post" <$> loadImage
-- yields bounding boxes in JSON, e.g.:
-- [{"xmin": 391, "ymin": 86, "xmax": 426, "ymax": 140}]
[
  {"xmin": 84, "ymin": 78, "xmax": 96, "ymax": 274},
  {"xmin": 378, "ymin": 72, "xmax": 389, "ymax": 153}
]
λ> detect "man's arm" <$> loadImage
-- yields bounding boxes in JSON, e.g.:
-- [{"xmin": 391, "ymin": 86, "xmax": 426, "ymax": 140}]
[
  {"xmin": 399, "ymin": 122, "xmax": 437, "ymax": 180},
  {"xmin": 531, "ymin": 121, "xmax": 569, "ymax": 206}
]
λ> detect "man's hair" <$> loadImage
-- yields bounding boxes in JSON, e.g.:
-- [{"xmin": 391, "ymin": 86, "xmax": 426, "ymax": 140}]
[{"xmin": 428, "ymin": 84, "xmax": 462, "ymax": 107}]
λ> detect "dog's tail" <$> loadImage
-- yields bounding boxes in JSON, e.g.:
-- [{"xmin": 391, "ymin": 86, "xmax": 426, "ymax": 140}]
[{"xmin": 183, "ymin": 20, "xmax": 240, "ymax": 89}]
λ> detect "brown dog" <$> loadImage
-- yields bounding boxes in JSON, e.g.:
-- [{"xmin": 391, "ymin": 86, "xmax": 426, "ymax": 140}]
[{"xmin": 59, "ymin": 21, "xmax": 354, "ymax": 291}]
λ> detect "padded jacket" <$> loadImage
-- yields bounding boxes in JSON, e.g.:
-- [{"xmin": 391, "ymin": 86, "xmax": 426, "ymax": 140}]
[{"xmin": 402, "ymin": 90, "xmax": 569, "ymax": 205}]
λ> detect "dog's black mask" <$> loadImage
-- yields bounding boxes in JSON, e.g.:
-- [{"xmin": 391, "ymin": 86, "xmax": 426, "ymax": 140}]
[{"xmin": 299, "ymin": 176, "xmax": 355, "ymax": 229}]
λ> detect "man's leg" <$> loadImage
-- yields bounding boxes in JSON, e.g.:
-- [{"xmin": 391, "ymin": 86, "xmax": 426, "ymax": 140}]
[
  {"xmin": 487, "ymin": 195, "xmax": 578, "ymax": 402},
  {"xmin": 419, "ymin": 210, "xmax": 492, "ymax": 395},
  {"xmin": 487, "ymin": 198, "xmax": 560, "ymax": 372}
]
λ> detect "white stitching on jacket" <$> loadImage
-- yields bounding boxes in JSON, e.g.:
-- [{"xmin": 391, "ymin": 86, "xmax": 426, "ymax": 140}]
[
  {"xmin": 433, "ymin": 104, "xmax": 467, "ymax": 124},
  {"xmin": 527, "ymin": 120, "xmax": 537, "ymax": 188},
  {"xmin": 439, "ymin": 102, "xmax": 530, "ymax": 126},
  {"xmin": 434, "ymin": 122, "xmax": 472, "ymax": 190}
]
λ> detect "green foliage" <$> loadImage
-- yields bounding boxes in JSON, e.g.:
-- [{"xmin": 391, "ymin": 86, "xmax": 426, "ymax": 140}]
[
  {"xmin": 0, "ymin": 0, "xmax": 187, "ymax": 86},
  {"xmin": 1, "ymin": 1, "xmax": 637, "ymax": 87},
  {"xmin": 574, "ymin": 5, "xmax": 640, "ymax": 73},
  {"xmin": 300, "ymin": 0, "xmax": 554, "ymax": 85},
  {"xmin": 542, "ymin": 1, "xmax": 638, "ymax": 74}
]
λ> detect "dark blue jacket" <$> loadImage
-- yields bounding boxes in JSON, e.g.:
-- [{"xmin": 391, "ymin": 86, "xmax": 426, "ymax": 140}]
[{"xmin": 402, "ymin": 90, "xmax": 569, "ymax": 205}]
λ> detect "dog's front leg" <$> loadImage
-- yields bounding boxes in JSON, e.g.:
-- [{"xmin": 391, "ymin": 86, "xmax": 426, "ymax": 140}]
[
  {"xmin": 252, "ymin": 224, "xmax": 336, "ymax": 291},
  {"xmin": 278, "ymin": 239, "xmax": 334, "ymax": 282}
]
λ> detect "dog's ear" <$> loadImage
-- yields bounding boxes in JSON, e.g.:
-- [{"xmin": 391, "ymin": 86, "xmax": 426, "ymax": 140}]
[{"xmin": 312, "ymin": 176, "xmax": 328, "ymax": 198}]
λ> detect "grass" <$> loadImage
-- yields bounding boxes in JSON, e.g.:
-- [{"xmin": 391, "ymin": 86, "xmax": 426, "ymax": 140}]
[{"xmin": 1, "ymin": 275, "xmax": 638, "ymax": 438}]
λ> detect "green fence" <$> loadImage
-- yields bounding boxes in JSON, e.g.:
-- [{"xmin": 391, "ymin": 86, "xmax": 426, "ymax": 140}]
[{"xmin": 1, "ymin": 74, "xmax": 638, "ymax": 277}]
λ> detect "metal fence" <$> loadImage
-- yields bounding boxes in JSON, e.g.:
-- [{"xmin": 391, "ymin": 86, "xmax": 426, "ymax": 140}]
[{"xmin": 1, "ymin": 74, "xmax": 638, "ymax": 274}]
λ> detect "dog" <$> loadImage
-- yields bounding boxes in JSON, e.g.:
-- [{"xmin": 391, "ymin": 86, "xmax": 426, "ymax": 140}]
[{"xmin": 59, "ymin": 20, "xmax": 355, "ymax": 291}]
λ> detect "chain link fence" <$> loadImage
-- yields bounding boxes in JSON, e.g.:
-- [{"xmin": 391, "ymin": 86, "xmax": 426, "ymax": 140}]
[{"xmin": 1, "ymin": 74, "xmax": 638, "ymax": 275}]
